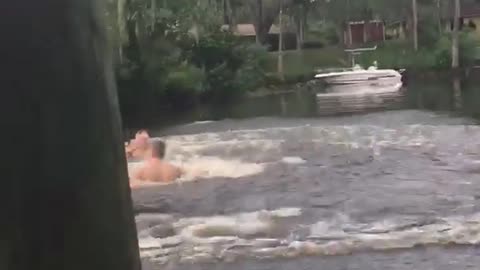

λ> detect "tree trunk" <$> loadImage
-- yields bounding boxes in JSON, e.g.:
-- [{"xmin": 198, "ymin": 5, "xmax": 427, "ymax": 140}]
[
  {"xmin": 252, "ymin": 0, "xmax": 295, "ymax": 45},
  {"xmin": 0, "ymin": 0, "xmax": 141, "ymax": 269},
  {"xmin": 302, "ymin": 5, "xmax": 307, "ymax": 42},
  {"xmin": 209, "ymin": 0, "xmax": 218, "ymax": 11},
  {"xmin": 295, "ymin": 15, "xmax": 301, "ymax": 50},
  {"xmin": 117, "ymin": 0, "xmax": 129, "ymax": 63},
  {"xmin": 299, "ymin": 19, "xmax": 305, "ymax": 50},
  {"xmin": 412, "ymin": 0, "xmax": 418, "ymax": 51},
  {"xmin": 192, "ymin": 0, "xmax": 201, "ymax": 44},
  {"xmin": 295, "ymin": 4, "xmax": 306, "ymax": 51},
  {"xmin": 223, "ymin": 0, "xmax": 229, "ymax": 25},
  {"xmin": 452, "ymin": 0, "xmax": 461, "ymax": 69},
  {"xmin": 341, "ymin": 24, "xmax": 349, "ymax": 47},
  {"xmin": 151, "ymin": 0, "xmax": 156, "ymax": 31},
  {"xmin": 346, "ymin": 0, "xmax": 351, "ymax": 21},
  {"xmin": 227, "ymin": 0, "xmax": 236, "ymax": 32},
  {"xmin": 255, "ymin": 0, "xmax": 264, "ymax": 44},
  {"xmin": 436, "ymin": 0, "xmax": 442, "ymax": 34},
  {"xmin": 278, "ymin": 0, "xmax": 284, "ymax": 80},
  {"xmin": 343, "ymin": 0, "xmax": 351, "ymax": 47},
  {"xmin": 135, "ymin": 12, "xmax": 147, "ymax": 54}
]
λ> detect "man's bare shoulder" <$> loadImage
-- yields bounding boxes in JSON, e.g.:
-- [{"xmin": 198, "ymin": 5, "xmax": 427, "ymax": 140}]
[
  {"xmin": 159, "ymin": 160, "xmax": 182, "ymax": 177},
  {"xmin": 129, "ymin": 162, "xmax": 146, "ymax": 180}
]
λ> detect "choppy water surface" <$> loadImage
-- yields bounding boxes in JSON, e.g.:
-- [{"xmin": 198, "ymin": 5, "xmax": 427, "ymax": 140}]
[
  {"xmin": 132, "ymin": 108, "xmax": 480, "ymax": 269},
  {"xmin": 132, "ymin": 77, "xmax": 480, "ymax": 269}
]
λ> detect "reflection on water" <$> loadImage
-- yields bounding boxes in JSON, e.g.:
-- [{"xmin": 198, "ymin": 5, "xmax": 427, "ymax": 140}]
[
  {"xmin": 406, "ymin": 74, "xmax": 480, "ymax": 118},
  {"xmin": 127, "ymin": 75, "xmax": 480, "ymax": 132},
  {"xmin": 453, "ymin": 77, "xmax": 462, "ymax": 110},
  {"xmin": 316, "ymin": 79, "xmax": 404, "ymax": 116}
]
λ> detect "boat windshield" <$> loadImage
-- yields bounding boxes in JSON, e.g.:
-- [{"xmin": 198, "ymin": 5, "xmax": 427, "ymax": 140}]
[
  {"xmin": 316, "ymin": 67, "xmax": 354, "ymax": 74},
  {"xmin": 352, "ymin": 64, "xmax": 364, "ymax": 71}
]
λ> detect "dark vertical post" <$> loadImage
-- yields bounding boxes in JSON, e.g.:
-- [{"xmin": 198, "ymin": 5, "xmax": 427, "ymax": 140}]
[
  {"xmin": 0, "ymin": 1, "xmax": 141, "ymax": 270},
  {"xmin": 277, "ymin": 0, "xmax": 284, "ymax": 80},
  {"xmin": 436, "ymin": 0, "xmax": 442, "ymax": 34},
  {"xmin": 451, "ymin": 0, "xmax": 462, "ymax": 112},
  {"xmin": 255, "ymin": 0, "xmax": 264, "ymax": 44},
  {"xmin": 412, "ymin": 0, "xmax": 418, "ymax": 51},
  {"xmin": 452, "ymin": 0, "xmax": 461, "ymax": 70}
]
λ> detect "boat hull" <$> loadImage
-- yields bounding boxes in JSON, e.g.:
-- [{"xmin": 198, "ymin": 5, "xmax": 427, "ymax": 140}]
[{"xmin": 315, "ymin": 69, "xmax": 402, "ymax": 85}]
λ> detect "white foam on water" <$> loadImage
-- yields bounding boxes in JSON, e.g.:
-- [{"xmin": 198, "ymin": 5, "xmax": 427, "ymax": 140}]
[
  {"xmin": 175, "ymin": 208, "xmax": 303, "ymax": 242},
  {"xmin": 138, "ymin": 208, "xmax": 302, "ymax": 247},
  {"xmin": 128, "ymin": 124, "xmax": 480, "ymax": 187},
  {"xmin": 270, "ymin": 208, "xmax": 303, "ymax": 217},
  {"xmin": 162, "ymin": 125, "xmax": 438, "ymax": 177},
  {"xmin": 161, "ymin": 135, "xmax": 275, "ymax": 181},
  {"xmin": 138, "ymin": 211, "xmax": 480, "ymax": 264},
  {"xmin": 128, "ymin": 138, "xmax": 267, "ymax": 183},
  {"xmin": 282, "ymin": 157, "xmax": 307, "ymax": 164},
  {"xmin": 139, "ymin": 236, "xmax": 163, "ymax": 249},
  {"xmin": 172, "ymin": 156, "xmax": 265, "ymax": 182},
  {"xmin": 136, "ymin": 123, "xmax": 480, "ymax": 263},
  {"xmin": 163, "ymin": 125, "xmax": 459, "ymax": 150},
  {"xmin": 186, "ymin": 120, "xmax": 216, "ymax": 125},
  {"xmin": 310, "ymin": 221, "xmax": 349, "ymax": 239}
]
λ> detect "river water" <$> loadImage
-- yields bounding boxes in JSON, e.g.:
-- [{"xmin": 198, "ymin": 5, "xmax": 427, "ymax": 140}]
[{"xmin": 132, "ymin": 77, "xmax": 480, "ymax": 269}]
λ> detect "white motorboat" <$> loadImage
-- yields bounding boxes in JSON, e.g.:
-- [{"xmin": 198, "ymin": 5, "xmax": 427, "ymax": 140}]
[
  {"xmin": 315, "ymin": 66, "xmax": 402, "ymax": 85},
  {"xmin": 313, "ymin": 46, "xmax": 406, "ymax": 115},
  {"xmin": 314, "ymin": 46, "xmax": 403, "ymax": 85},
  {"xmin": 319, "ymin": 81, "xmax": 403, "ymax": 97}
]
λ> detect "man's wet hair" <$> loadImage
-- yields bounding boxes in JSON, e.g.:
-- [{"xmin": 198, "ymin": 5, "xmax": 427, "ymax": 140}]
[
  {"xmin": 152, "ymin": 140, "xmax": 166, "ymax": 159},
  {"xmin": 136, "ymin": 129, "xmax": 149, "ymax": 136}
]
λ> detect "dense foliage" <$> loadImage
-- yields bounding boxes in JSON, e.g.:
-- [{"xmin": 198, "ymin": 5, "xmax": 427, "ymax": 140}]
[
  {"xmin": 104, "ymin": 0, "xmax": 479, "ymax": 122},
  {"xmin": 359, "ymin": 31, "xmax": 479, "ymax": 70},
  {"xmin": 108, "ymin": 0, "xmax": 270, "ymax": 120}
]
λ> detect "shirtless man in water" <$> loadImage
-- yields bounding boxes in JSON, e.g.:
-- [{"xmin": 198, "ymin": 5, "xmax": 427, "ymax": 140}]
[
  {"xmin": 125, "ymin": 129, "xmax": 151, "ymax": 160},
  {"xmin": 130, "ymin": 140, "xmax": 182, "ymax": 187}
]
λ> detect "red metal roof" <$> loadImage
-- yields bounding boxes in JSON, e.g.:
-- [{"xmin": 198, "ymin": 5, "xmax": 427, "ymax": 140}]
[{"xmin": 461, "ymin": 4, "xmax": 480, "ymax": 18}]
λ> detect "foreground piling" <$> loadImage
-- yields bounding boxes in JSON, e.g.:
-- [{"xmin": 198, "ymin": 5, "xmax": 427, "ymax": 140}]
[{"xmin": 0, "ymin": 1, "xmax": 141, "ymax": 269}]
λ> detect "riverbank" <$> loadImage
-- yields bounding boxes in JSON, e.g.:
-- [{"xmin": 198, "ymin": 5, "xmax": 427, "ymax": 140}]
[
  {"xmin": 122, "ymin": 76, "xmax": 480, "ymax": 133},
  {"xmin": 119, "ymin": 39, "xmax": 480, "ymax": 128}
]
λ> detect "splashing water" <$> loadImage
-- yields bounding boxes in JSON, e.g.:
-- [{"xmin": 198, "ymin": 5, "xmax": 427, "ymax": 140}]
[
  {"xmin": 137, "ymin": 209, "xmax": 480, "ymax": 264},
  {"xmin": 133, "ymin": 112, "xmax": 480, "ymax": 266}
]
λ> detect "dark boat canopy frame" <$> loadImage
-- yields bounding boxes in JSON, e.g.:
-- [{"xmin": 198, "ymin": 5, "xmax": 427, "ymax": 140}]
[{"xmin": 344, "ymin": 46, "xmax": 378, "ymax": 67}]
